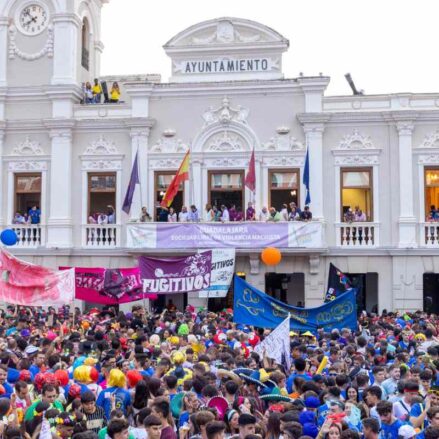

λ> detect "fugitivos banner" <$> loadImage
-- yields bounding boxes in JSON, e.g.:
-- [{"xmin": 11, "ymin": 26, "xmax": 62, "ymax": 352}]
[
  {"xmin": 139, "ymin": 251, "xmax": 212, "ymax": 294},
  {"xmin": 60, "ymin": 267, "xmax": 157, "ymax": 305},
  {"xmin": 127, "ymin": 222, "xmax": 323, "ymax": 249}
]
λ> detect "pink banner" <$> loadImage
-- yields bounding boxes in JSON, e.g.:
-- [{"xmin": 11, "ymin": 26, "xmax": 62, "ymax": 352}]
[
  {"xmin": 0, "ymin": 250, "xmax": 74, "ymax": 306},
  {"xmin": 60, "ymin": 267, "xmax": 157, "ymax": 305}
]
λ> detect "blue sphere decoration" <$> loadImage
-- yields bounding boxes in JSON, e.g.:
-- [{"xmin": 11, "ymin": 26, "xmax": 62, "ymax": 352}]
[{"xmin": 1, "ymin": 229, "xmax": 18, "ymax": 246}]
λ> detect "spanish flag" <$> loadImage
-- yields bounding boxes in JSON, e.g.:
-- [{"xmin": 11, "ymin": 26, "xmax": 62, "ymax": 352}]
[{"xmin": 161, "ymin": 150, "xmax": 190, "ymax": 208}]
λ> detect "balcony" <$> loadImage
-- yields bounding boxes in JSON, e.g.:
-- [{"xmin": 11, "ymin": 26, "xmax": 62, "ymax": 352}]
[
  {"xmin": 420, "ymin": 222, "xmax": 439, "ymax": 247},
  {"xmin": 9, "ymin": 224, "xmax": 45, "ymax": 248},
  {"xmin": 82, "ymin": 224, "xmax": 120, "ymax": 248},
  {"xmin": 335, "ymin": 222, "xmax": 379, "ymax": 247}
]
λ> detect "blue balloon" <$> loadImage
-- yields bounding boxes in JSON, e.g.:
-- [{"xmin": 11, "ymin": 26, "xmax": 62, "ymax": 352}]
[{"xmin": 1, "ymin": 229, "xmax": 18, "ymax": 246}]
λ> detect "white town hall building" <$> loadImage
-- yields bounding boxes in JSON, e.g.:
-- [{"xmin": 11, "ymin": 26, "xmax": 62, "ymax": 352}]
[{"xmin": 1, "ymin": 0, "xmax": 439, "ymax": 313}]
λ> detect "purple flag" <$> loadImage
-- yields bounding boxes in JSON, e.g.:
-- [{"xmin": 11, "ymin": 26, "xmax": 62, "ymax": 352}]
[
  {"xmin": 139, "ymin": 251, "xmax": 212, "ymax": 294},
  {"xmin": 122, "ymin": 150, "xmax": 140, "ymax": 214}
]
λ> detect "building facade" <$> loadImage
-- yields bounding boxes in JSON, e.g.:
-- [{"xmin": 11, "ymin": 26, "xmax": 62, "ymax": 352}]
[{"xmin": 1, "ymin": 0, "xmax": 439, "ymax": 312}]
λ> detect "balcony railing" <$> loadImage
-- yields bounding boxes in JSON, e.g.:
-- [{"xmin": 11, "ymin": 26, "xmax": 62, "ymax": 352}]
[
  {"xmin": 10, "ymin": 225, "xmax": 45, "ymax": 248},
  {"xmin": 335, "ymin": 222, "xmax": 379, "ymax": 247},
  {"xmin": 420, "ymin": 222, "xmax": 439, "ymax": 247},
  {"xmin": 82, "ymin": 224, "xmax": 120, "ymax": 248}
]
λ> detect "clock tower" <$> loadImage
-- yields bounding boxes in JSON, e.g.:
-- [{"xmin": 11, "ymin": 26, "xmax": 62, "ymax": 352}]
[{"xmin": 0, "ymin": 0, "xmax": 108, "ymax": 87}]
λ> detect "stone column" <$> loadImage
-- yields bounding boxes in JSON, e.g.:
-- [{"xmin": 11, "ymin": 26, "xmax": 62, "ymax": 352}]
[
  {"xmin": 254, "ymin": 157, "xmax": 262, "ymax": 211},
  {"xmin": 0, "ymin": 17, "xmax": 8, "ymax": 87},
  {"xmin": 302, "ymin": 123, "xmax": 325, "ymax": 220},
  {"xmin": 396, "ymin": 121, "xmax": 417, "ymax": 247},
  {"xmin": 191, "ymin": 158, "xmax": 202, "ymax": 209},
  {"xmin": 52, "ymin": 13, "xmax": 81, "ymax": 85},
  {"xmin": 46, "ymin": 122, "xmax": 74, "ymax": 248},
  {"xmin": 128, "ymin": 127, "xmax": 150, "ymax": 222},
  {"xmin": 94, "ymin": 41, "xmax": 104, "ymax": 78}
]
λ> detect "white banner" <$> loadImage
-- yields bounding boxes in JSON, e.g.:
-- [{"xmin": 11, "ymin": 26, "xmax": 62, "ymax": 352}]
[
  {"xmin": 198, "ymin": 248, "xmax": 235, "ymax": 298},
  {"xmin": 254, "ymin": 316, "xmax": 291, "ymax": 371}
]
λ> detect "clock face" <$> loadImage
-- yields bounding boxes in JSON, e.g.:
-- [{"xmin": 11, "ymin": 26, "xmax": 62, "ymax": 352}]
[{"xmin": 17, "ymin": 3, "xmax": 49, "ymax": 36}]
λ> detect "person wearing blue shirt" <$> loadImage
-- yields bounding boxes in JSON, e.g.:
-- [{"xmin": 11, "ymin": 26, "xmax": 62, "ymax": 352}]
[
  {"xmin": 286, "ymin": 358, "xmax": 311, "ymax": 394},
  {"xmin": 28, "ymin": 206, "xmax": 41, "ymax": 224},
  {"xmin": 376, "ymin": 400, "xmax": 403, "ymax": 439},
  {"xmin": 416, "ymin": 406, "xmax": 439, "ymax": 439},
  {"xmin": 97, "ymin": 385, "xmax": 131, "ymax": 420}
]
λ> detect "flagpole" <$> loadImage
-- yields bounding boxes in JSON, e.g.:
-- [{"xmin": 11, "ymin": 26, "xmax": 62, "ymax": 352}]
[
  {"xmin": 137, "ymin": 138, "xmax": 143, "ymax": 215},
  {"xmin": 188, "ymin": 140, "xmax": 194, "ymax": 207}
]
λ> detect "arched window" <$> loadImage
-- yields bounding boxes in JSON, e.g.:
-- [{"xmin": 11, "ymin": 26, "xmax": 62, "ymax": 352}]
[{"xmin": 81, "ymin": 18, "xmax": 90, "ymax": 70}]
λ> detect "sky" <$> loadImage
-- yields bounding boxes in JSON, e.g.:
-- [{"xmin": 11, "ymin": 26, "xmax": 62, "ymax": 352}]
[{"xmin": 101, "ymin": 0, "xmax": 439, "ymax": 96}]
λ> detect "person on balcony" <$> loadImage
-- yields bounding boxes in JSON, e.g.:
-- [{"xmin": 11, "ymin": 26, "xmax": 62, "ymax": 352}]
[
  {"xmin": 13, "ymin": 212, "xmax": 26, "ymax": 225},
  {"xmin": 234, "ymin": 207, "xmax": 244, "ymax": 222},
  {"xmin": 188, "ymin": 205, "xmax": 200, "ymax": 222},
  {"xmin": 110, "ymin": 82, "xmax": 121, "ymax": 103},
  {"xmin": 140, "ymin": 207, "xmax": 152, "ymax": 222},
  {"xmin": 168, "ymin": 207, "xmax": 177, "ymax": 222},
  {"xmin": 213, "ymin": 205, "xmax": 222, "ymax": 222},
  {"xmin": 245, "ymin": 202, "xmax": 255, "ymax": 221},
  {"xmin": 267, "ymin": 207, "xmax": 281, "ymax": 222},
  {"xmin": 259, "ymin": 206, "xmax": 270, "ymax": 222},
  {"xmin": 289, "ymin": 202, "xmax": 301, "ymax": 221},
  {"xmin": 158, "ymin": 207, "xmax": 169, "ymax": 222},
  {"xmin": 344, "ymin": 208, "xmax": 355, "ymax": 223},
  {"xmin": 204, "ymin": 204, "xmax": 214, "ymax": 222},
  {"xmin": 354, "ymin": 206, "xmax": 367, "ymax": 222},
  {"xmin": 178, "ymin": 206, "xmax": 189, "ymax": 222},
  {"xmin": 229, "ymin": 204, "xmax": 237, "ymax": 222},
  {"xmin": 28, "ymin": 206, "xmax": 41, "ymax": 225},
  {"xmin": 107, "ymin": 205, "xmax": 116, "ymax": 224},
  {"xmin": 280, "ymin": 203, "xmax": 289, "ymax": 222},
  {"xmin": 428, "ymin": 205, "xmax": 439, "ymax": 222},
  {"xmin": 92, "ymin": 78, "xmax": 103, "ymax": 104},
  {"xmin": 300, "ymin": 205, "xmax": 312, "ymax": 221},
  {"xmin": 84, "ymin": 82, "xmax": 94, "ymax": 104},
  {"xmin": 220, "ymin": 205, "xmax": 229, "ymax": 222},
  {"xmin": 97, "ymin": 212, "xmax": 108, "ymax": 224}
]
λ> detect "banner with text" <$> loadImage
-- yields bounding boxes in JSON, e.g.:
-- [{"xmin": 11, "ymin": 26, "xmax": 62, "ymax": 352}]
[
  {"xmin": 198, "ymin": 249, "xmax": 235, "ymax": 298},
  {"xmin": 128, "ymin": 222, "xmax": 322, "ymax": 249},
  {"xmin": 139, "ymin": 251, "xmax": 212, "ymax": 295},
  {"xmin": 233, "ymin": 276, "xmax": 357, "ymax": 332},
  {"xmin": 60, "ymin": 267, "xmax": 157, "ymax": 305}
]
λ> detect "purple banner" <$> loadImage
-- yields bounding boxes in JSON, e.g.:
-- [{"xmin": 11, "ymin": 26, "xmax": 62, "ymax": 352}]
[
  {"xmin": 128, "ymin": 222, "xmax": 323, "ymax": 249},
  {"xmin": 139, "ymin": 251, "xmax": 212, "ymax": 294}
]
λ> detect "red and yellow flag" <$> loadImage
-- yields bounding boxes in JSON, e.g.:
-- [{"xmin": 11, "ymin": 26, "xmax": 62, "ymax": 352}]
[{"xmin": 161, "ymin": 150, "xmax": 190, "ymax": 207}]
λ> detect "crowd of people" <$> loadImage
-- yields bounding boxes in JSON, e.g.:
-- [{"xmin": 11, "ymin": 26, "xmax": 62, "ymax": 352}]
[
  {"xmin": 140, "ymin": 203, "xmax": 313, "ymax": 223},
  {"xmin": 83, "ymin": 79, "xmax": 121, "ymax": 104},
  {"xmin": 0, "ymin": 305, "xmax": 435, "ymax": 439}
]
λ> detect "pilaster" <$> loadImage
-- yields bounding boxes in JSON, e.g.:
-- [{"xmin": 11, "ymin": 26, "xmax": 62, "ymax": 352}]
[
  {"xmin": 51, "ymin": 13, "xmax": 81, "ymax": 85},
  {"xmin": 191, "ymin": 157, "xmax": 202, "ymax": 209},
  {"xmin": 125, "ymin": 118, "xmax": 155, "ymax": 220},
  {"xmin": 298, "ymin": 115, "xmax": 330, "ymax": 220},
  {"xmin": 45, "ymin": 119, "xmax": 75, "ymax": 248},
  {"xmin": 0, "ymin": 17, "xmax": 8, "ymax": 87},
  {"xmin": 395, "ymin": 118, "xmax": 417, "ymax": 248}
]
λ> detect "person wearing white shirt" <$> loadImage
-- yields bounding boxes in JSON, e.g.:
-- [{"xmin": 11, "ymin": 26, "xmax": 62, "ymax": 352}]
[
  {"xmin": 259, "ymin": 207, "xmax": 270, "ymax": 222},
  {"xmin": 97, "ymin": 213, "xmax": 108, "ymax": 225},
  {"xmin": 221, "ymin": 205, "xmax": 230, "ymax": 222},
  {"xmin": 178, "ymin": 206, "xmax": 189, "ymax": 222},
  {"xmin": 280, "ymin": 204, "xmax": 289, "ymax": 222},
  {"xmin": 168, "ymin": 207, "xmax": 177, "ymax": 222},
  {"xmin": 204, "ymin": 204, "xmax": 214, "ymax": 222}
]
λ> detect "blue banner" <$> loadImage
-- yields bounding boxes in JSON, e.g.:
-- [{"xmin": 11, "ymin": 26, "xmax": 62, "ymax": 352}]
[{"xmin": 233, "ymin": 276, "xmax": 357, "ymax": 332}]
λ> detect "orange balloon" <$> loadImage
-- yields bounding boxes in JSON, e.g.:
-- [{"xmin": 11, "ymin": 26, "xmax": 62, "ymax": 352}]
[{"xmin": 261, "ymin": 247, "xmax": 282, "ymax": 265}]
